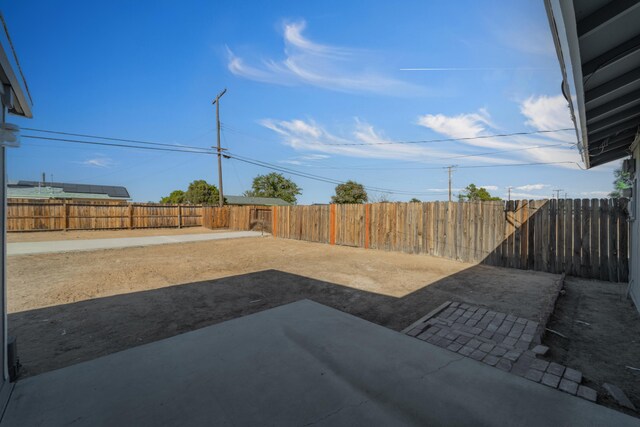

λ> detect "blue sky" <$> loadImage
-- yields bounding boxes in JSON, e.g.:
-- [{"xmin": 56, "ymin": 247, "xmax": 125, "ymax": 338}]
[{"xmin": 3, "ymin": 0, "xmax": 617, "ymax": 203}]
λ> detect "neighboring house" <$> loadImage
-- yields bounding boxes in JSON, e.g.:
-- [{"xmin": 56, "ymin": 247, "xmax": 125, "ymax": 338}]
[
  {"xmin": 8, "ymin": 180, "xmax": 130, "ymax": 201},
  {"xmin": 545, "ymin": 0, "xmax": 640, "ymax": 311},
  {"xmin": 225, "ymin": 195, "xmax": 291, "ymax": 206}
]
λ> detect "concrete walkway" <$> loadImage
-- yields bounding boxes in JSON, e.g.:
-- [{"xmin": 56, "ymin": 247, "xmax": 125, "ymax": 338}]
[
  {"xmin": 7, "ymin": 231, "xmax": 265, "ymax": 255},
  {"xmin": 2, "ymin": 300, "xmax": 637, "ymax": 426}
]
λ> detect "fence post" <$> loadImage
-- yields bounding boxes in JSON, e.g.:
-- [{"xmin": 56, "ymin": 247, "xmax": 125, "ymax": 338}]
[
  {"xmin": 330, "ymin": 204, "xmax": 336, "ymax": 245},
  {"xmin": 178, "ymin": 204, "xmax": 182, "ymax": 229},
  {"xmin": 128, "ymin": 204, "xmax": 133, "ymax": 229},
  {"xmin": 364, "ymin": 204, "xmax": 370, "ymax": 249},
  {"xmin": 272, "ymin": 206, "xmax": 277, "ymax": 238},
  {"xmin": 62, "ymin": 200, "xmax": 68, "ymax": 231}
]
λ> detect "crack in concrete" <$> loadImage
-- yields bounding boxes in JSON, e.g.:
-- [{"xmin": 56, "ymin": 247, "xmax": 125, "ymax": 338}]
[
  {"xmin": 298, "ymin": 356, "xmax": 465, "ymax": 426},
  {"xmin": 418, "ymin": 356, "xmax": 465, "ymax": 381},
  {"xmin": 300, "ymin": 398, "xmax": 370, "ymax": 427}
]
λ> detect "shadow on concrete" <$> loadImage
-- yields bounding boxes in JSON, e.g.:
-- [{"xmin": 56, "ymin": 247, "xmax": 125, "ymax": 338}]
[{"xmin": 10, "ymin": 265, "xmax": 559, "ymax": 378}]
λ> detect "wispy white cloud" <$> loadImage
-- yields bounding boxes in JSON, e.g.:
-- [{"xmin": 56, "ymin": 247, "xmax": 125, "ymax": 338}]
[
  {"xmin": 78, "ymin": 157, "xmax": 113, "ymax": 168},
  {"xmin": 515, "ymin": 184, "xmax": 548, "ymax": 191},
  {"xmin": 261, "ymin": 94, "xmax": 582, "ymax": 168},
  {"xmin": 417, "ymin": 109, "xmax": 493, "ymax": 139},
  {"xmin": 580, "ymin": 191, "xmax": 610, "ymax": 197},
  {"xmin": 509, "ymin": 192, "xmax": 549, "ymax": 199},
  {"xmin": 480, "ymin": 185, "xmax": 499, "ymax": 191},
  {"xmin": 227, "ymin": 20, "xmax": 425, "ymax": 96},
  {"xmin": 279, "ymin": 153, "xmax": 330, "ymax": 166},
  {"xmin": 416, "ymin": 97, "xmax": 581, "ymax": 168},
  {"xmin": 520, "ymin": 95, "xmax": 573, "ymax": 132},
  {"xmin": 261, "ymin": 118, "xmax": 469, "ymax": 163}
]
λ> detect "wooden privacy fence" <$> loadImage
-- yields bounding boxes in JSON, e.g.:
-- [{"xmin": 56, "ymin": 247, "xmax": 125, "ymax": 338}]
[
  {"xmin": 8, "ymin": 199, "xmax": 206, "ymax": 231},
  {"xmin": 204, "ymin": 205, "xmax": 273, "ymax": 233},
  {"xmin": 208, "ymin": 199, "xmax": 630, "ymax": 282}
]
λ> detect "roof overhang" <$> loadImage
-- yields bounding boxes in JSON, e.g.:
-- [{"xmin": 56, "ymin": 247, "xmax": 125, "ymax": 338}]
[
  {"xmin": 545, "ymin": 0, "xmax": 640, "ymax": 168},
  {"xmin": 0, "ymin": 13, "xmax": 32, "ymax": 118}
]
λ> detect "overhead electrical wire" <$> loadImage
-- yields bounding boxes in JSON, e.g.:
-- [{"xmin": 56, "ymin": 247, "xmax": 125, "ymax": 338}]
[
  {"xmin": 21, "ymin": 135, "xmax": 215, "ymax": 154},
  {"xmin": 313, "ymin": 128, "xmax": 576, "ymax": 146},
  {"xmin": 20, "ymin": 127, "xmax": 583, "ymax": 195},
  {"xmin": 22, "ymin": 127, "xmax": 213, "ymax": 152},
  {"xmin": 221, "ymin": 123, "xmax": 575, "ymax": 146}
]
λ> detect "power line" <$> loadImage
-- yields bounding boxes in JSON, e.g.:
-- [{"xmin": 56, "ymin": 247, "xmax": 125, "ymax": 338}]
[
  {"xmin": 319, "ymin": 128, "xmax": 575, "ymax": 146},
  {"xmin": 21, "ymin": 135, "xmax": 215, "ymax": 154},
  {"xmin": 28, "ymin": 125, "xmax": 575, "ymax": 164},
  {"xmin": 220, "ymin": 122, "xmax": 574, "ymax": 147},
  {"xmin": 19, "ymin": 128, "xmax": 582, "ymax": 196},
  {"xmin": 227, "ymin": 128, "xmax": 574, "ymax": 148},
  {"xmin": 295, "ymin": 160, "xmax": 579, "ymax": 171},
  {"xmin": 21, "ymin": 128, "xmax": 213, "ymax": 152},
  {"xmin": 225, "ymin": 152, "xmax": 449, "ymax": 196}
]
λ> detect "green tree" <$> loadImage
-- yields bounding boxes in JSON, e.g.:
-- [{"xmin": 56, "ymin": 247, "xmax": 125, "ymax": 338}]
[
  {"xmin": 160, "ymin": 190, "xmax": 185, "ymax": 204},
  {"xmin": 332, "ymin": 180, "xmax": 368, "ymax": 204},
  {"xmin": 409, "ymin": 198, "xmax": 421, "ymax": 203},
  {"xmin": 458, "ymin": 184, "xmax": 501, "ymax": 201},
  {"xmin": 184, "ymin": 180, "xmax": 220, "ymax": 204},
  {"xmin": 609, "ymin": 167, "xmax": 632, "ymax": 197},
  {"xmin": 244, "ymin": 172, "xmax": 301, "ymax": 204}
]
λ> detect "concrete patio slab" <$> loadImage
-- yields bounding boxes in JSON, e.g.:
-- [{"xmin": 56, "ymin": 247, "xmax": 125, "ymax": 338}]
[
  {"xmin": 1, "ymin": 300, "xmax": 637, "ymax": 426},
  {"xmin": 7, "ymin": 231, "xmax": 264, "ymax": 255}
]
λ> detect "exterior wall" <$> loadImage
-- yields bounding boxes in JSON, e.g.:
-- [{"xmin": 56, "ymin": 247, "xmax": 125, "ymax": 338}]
[{"xmin": 630, "ymin": 144, "xmax": 640, "ymax": 312}]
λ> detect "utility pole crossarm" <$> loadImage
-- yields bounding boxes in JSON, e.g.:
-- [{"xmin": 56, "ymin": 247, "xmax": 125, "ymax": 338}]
[
  {"xmin": 212, "ymin": 88, "xmax": 227, "ymax": 207},
  {"xmin": 212, "ymin": 88, "xmax": 227, "ymax": 105}
]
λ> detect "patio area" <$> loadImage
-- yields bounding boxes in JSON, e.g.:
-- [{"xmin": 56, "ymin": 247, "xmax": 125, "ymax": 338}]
[{"xmin": 2, "ymin": 300, "xmax": 636, "ymax": 426}]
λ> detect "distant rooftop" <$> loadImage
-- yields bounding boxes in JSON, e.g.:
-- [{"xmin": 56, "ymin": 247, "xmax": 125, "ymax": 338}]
[
  {"xmin": 8, "ymin": 181, "xmax": 130, "ymax": 200},
  {"xmin": 225, "ymin": 195, "xmax": 291, "ymax": 206}
]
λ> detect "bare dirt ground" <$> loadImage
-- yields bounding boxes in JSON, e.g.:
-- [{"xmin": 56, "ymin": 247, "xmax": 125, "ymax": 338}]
[
  {"xmin": 544, "ymin": 277, "xmax": 640, "ymax": 417},
  {"xmin": 7, "ymin": 226, "xmax": 220, "ymax": 243},
  {"xmin": 7, "ymin": 237, "xmax": 559, "ymax": 378}
]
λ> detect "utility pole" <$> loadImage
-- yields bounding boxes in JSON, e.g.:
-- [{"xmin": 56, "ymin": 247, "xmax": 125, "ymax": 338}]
[
  {"xmin": 212, "ymin": 88, "xmax": 227, "ymax": 207},
  {"xmin": 447, "ymin": 165, "xmax": 456, "ymax": 202},
  {"xmin": 507, "ymin": 186, "xmax": 513, "ymax": 201},
  {"xmin": 553, "ymin": 189, "xmax": 563, "ymax": 199}
]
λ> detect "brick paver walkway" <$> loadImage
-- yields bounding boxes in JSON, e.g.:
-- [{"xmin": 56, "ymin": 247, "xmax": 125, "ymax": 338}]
[{"xmin": 406, "ymin": 301, "xmax": 597, "ymax": 402}]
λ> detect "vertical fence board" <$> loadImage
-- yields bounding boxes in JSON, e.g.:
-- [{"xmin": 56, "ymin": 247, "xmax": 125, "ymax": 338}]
[
  {"xmin": 580, "ymin": 199, "xmax": 591, "ymax": 278},
  {"xmin": 590, "ymin": 199, "xmax": 600, "ymax": 279},
  {"xmin": 549, "ymin": 199, "xmax": 556, "ymax": 273},
  {"xmin": 556, "ymin": 199, "xmax": 564, "ymax": 273},
  {"xmin": 600, "ymin": 199, "xmax": 609, "ymax": 282},
  {"xmin": 609, "ymin": 200, "xmax": 619, "ymax": 282},
  {"xmin": 572, "ymin": 199, "xmax": 581, "ymax": 277}
]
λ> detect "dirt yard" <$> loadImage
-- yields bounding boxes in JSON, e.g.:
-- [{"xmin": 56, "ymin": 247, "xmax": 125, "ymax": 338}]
[
  {"xmin": 544, "ymin": 277, "xmax": 640, "ymax": 416},
  {"xmin": 8, "ymin": 235, "xmax": 560, "ymax": 378},
  {"xmin": 7, "ymin": 226, "xmax": 220, "ymax": 242}
]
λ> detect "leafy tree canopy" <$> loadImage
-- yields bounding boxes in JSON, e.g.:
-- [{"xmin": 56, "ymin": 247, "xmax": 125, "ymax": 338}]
[
  {"xmin": 244, "ymin": 172, "xmax": 301, "ymax": 204},
  {"xmin": 160, "ymin": 190, "xmax": 185, "ymax": 204},
  {"xmin": 332, "ymin": 180, "xmax": 368, "ymax": 204},
  {"xmin": 409, "ymin": 198, "xmax": 421, "ymax": 203},
  {"xmin": 458, "ymin": 184, "xmax": 501, "ymax": 201},
  {"xmin": 609, "ymin": 167, "xmax": 632, "ymax": 197},
  {"xmin": 160, "ymin": 180, "xmax": 220, "ymax": 205},
  {"xmin": 185, "ymin": 180, "xmax": 220, "ymax": 204}
]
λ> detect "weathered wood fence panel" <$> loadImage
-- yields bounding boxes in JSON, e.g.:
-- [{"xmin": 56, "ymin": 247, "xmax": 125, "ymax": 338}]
[
  {"xmin": 8, "ymin": 199, "xmax": 206, "ymax": 231},
  {"xmin": 209, "ymin": 199, "xmax": 629, "ymax": 282}
]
